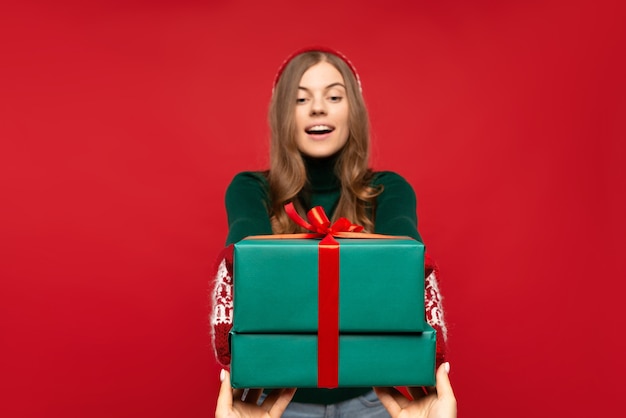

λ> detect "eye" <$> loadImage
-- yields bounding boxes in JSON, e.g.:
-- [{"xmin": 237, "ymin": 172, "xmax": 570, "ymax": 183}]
[
  {"xmin": 328, "ymin": 96, "xmax": 343, "ymax": 103},
  {"xmin": 296, "ymin": 97, "xmax": 308, "ymax": 104}
]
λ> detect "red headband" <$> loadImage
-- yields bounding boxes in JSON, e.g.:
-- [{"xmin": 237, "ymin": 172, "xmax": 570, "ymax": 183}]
[{"xmin": 272, "ymin": 46, "xmax": 362, "ymax": 92}]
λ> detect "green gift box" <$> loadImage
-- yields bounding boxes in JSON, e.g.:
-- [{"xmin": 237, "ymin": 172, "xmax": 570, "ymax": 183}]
[
  {"xmin": 230, "ymin": 325, "xmax": 436, "ymax": 388},
  {"xmin": 233, "ymin": 237, "xmax": 425, "ymax": 333},
  {"xmin": 231, "ymin": 235, "xmax": 432, "ymax": 388}
]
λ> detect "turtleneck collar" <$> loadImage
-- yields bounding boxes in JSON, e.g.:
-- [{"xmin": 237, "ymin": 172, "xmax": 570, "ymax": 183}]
[{"xmin": 302, "ymin": 153, "xmax": 342, "ymax": 192}]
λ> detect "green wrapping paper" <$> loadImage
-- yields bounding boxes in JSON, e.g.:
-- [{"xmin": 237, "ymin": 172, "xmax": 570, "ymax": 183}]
[
  {"xmin": 230, "ymin": 325, "xmax": 436, "ymax": 388},
  {"xmin": 233, "ymin": 237, "xmax": 425, "ymax": 333}
]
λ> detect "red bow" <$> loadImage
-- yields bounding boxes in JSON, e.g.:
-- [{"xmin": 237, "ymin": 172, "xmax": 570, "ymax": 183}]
[{"xmin": 284, "ymin": 202, "xmax": 364, "ymax": 235}]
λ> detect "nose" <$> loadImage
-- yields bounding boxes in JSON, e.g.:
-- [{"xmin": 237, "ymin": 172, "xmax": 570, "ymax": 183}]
[{"xmin": 309, "ymin": 96, "xmax": 327, "ymax": 116}]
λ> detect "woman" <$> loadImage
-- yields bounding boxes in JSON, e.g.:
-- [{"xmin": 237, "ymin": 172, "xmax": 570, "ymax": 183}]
[{"xmin": 210, "ymin": 47, "xmax": 449, "ymax": 417}]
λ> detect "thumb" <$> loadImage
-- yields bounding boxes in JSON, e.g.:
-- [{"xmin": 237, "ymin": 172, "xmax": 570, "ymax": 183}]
[
  {"xmin": 215, "ymin": 369, "xmax": 233, "ymax": 416},
  {"xmin": 435, "ymin": 362, "xmax": 455, "ymax": 401}
]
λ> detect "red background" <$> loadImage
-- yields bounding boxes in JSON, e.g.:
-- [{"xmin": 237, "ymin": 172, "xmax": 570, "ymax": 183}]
[{"xmin": 2, "ymin": 1, "xmax": 624, "ymax": 417}]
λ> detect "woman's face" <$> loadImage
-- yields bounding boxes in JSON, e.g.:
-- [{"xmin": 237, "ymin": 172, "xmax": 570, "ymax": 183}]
[{"xmin": 294, "ymin": 61, "xmax": 349, "ymax": 158}]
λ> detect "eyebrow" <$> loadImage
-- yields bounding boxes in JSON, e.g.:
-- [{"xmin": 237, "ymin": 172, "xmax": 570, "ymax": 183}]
[{"xmin": 298, "ymin": 82, "xmax": 347, "ymax": 92}]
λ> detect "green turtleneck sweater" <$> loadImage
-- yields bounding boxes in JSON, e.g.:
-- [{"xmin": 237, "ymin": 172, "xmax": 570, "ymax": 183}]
[{"xmin": 223, "ymin": 155, "xmax": 423, "ymax": 404}]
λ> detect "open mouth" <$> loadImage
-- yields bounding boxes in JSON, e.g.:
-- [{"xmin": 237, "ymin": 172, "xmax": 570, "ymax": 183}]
[{"xmin": 305, "ymin": 125, "xmax": 335, "ymax": 135}]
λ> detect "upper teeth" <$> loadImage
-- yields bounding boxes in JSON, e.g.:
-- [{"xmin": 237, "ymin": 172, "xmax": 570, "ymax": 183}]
[{"xmin": 309, "ymin": 125, "xmax": 331, "ymax": 131}]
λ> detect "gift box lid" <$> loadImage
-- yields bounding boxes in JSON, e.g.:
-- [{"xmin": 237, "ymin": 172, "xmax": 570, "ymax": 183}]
[{"xmin": 233, "ymin": 237, "xmax": 425, "ymax": 333}]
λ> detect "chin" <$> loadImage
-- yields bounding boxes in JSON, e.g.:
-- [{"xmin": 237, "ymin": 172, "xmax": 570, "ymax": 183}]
[
  {"xmin": 299, "ymin": 141, "xmax": 347, "ymax": 159},
  {"xmin": 301, "ymin": 148, "xmax": 340, "ymax": 159}
]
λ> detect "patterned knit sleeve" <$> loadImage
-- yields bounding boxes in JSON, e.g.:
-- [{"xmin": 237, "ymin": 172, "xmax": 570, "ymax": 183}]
[
  {"xmin": 209, "ymin": 245, "xmax": 234, "ymax": 368},
  {"xmin": 424, "ymin": 253, "xmax": 448, "ymax": 367}
]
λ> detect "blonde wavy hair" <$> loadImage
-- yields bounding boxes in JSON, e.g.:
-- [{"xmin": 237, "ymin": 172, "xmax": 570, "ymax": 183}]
[{"xmin": 267, "ymin": 50, "xmax": 381, "ymax": 234}]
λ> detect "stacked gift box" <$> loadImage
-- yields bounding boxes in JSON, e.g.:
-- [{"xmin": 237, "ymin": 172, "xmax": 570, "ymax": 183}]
[{"xmin": 230, "ymin": 236, "xmax": 436, "ymax": 388}]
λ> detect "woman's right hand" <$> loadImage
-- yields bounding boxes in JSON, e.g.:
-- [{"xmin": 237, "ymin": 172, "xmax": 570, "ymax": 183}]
[
  {"xmin": 215, "ymin": 370, "xmax": 296, "ymax": 418},
  {"xmin": 373, "ymin": 362, "xmax": 457, "ymax": 418}
]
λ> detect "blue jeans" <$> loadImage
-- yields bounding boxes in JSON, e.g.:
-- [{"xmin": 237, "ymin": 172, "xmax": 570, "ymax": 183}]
[{"xmin": 277, "ymin": 390, "xmax": 391, "ymax": 418}]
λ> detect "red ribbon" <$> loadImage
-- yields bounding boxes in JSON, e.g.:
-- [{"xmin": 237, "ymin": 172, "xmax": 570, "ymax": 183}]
[{"xmin": 284, "ymin": 202, "xmax": 363, "ymax": 388}]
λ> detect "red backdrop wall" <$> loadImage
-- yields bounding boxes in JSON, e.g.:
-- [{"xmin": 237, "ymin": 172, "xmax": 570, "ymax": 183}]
[{"xmin": 2, "ymin": 1, "xmax": 624, "ymax": 417}]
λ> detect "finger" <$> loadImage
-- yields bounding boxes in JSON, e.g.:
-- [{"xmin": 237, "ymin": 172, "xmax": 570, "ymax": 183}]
[
  {"xmin": 243, "ymin": 388, "xmax": 263, "ymax": 403},
  {"xmin": 435, "ymin": 362, "xmax": 456, "ymax": 401},
  {"xmin": 373, "ymin": 387, "xmax": 408, "ymax": 416},
  {"xmin": 266, "ymin": 388, "xmax": 297, "ymax": 417},
  {"xmin": 261, "ymin": 388, "xmax": 285, "ymax": 408},
  {"xmin": 232, "ymin": 388, "xmax": 245, "ymax": 401},
  {"xmin": 215, "ymin": 370, "xmax": 234, "ymax": 414}
]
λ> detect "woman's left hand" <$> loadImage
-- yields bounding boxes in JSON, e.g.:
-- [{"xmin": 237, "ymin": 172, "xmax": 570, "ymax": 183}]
[
  {"xmin": 373, "ymin": 362, "xmax": 457, "ymax": 418},
  {"xmin": 215, "ymin": 370, "xmax": 296, "ymax": 418}
]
